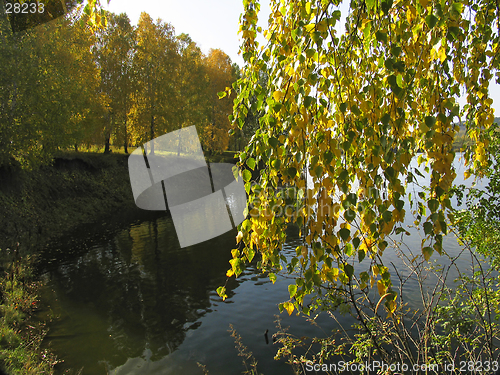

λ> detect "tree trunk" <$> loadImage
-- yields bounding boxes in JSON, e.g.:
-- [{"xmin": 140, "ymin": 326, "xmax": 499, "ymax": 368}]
[
  {"xmin": 104, "ymin": 112, "xmax": 112, "ymax": 154},
  {"xmin": 104, "ymin": 132, "xmax": 111, "ymax": 154},
  {"xmin": 123, "ymin": 109, "xmax": 129, "ymax": 154}
]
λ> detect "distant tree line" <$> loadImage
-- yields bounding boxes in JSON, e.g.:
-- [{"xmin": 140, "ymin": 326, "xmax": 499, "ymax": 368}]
[{"xmin": 0, "ymin": 8, "xmax": 246, "ymax": 169}]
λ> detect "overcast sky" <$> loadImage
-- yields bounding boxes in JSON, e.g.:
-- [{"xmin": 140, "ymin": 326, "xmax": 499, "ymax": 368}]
[{"xmin": 102, "ymin": 0, "xmax": 499, "ymax": 116}]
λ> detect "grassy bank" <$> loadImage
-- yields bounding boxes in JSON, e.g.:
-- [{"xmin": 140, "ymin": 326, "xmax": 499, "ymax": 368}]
[
  {"xmin": 0, "ymin": 149, "xmax": 239, "ymax": 253},
  {"xmin": 0, "ymin": 152, "xmax": 137, "ymax": 253},
  {"xmin": 0, "ymin": 251, "xmax": 58, "ymax": 375}
]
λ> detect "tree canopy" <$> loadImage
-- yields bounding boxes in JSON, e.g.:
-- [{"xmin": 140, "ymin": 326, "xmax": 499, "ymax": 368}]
[
  {"xmin": 0, "ymin": 7, "xmax": 241, "ymax": 168},
  {"xmin": 223, "ymin": 0, "xmax": 499, "ymax": 320}
]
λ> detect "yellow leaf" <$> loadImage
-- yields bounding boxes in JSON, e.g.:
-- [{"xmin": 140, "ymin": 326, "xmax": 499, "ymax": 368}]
[
  {"xmin": 283, "ymin": 301, "xmax": 295, "ymax": 315},
  {"xmin": 273, "ymin": 91, "xmax": 284, "ymax": 101},
  {"xmin": 377, "ymin": 280, "xmax": 387, "ymax": 297},
  {"xmin": 330, "ymin": 267, "xmax": 339, "ymax": 281},
  {"xmin": 407, "ymin": 5, "xmax": 417, "ymax": 23},
  {"xmin": 236, "ymin": 231, "xmax": 243, "ymax": 243},
  {"xmin": 304, "ymin": 23, "xmax": 315, "ymax": 33},
  {"xmin": 438, "ymin": 45, "xmax": 447, "ymax": 63},
  {"xmin": 386, "ymin": 299, "xmax": 397, "ymax": 316}
]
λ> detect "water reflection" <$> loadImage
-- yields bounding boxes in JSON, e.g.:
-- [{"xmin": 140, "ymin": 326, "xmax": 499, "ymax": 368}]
[{"xmin": 37, "ymin": 213, "xmax": 250, "ymax": 374}]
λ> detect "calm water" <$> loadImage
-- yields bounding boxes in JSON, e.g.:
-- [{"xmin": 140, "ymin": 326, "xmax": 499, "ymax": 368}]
[{"xmin": 35, "ymin": 155, "xmax": 488, "ymax": 374}]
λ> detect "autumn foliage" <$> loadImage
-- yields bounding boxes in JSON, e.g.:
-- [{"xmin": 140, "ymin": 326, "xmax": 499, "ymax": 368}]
[
  {"xmin": 225, "ymin": 0, "xmax": 498, "ymax": 319},
  {"xmin": 0, "ymin": 9, "xmax": 239, "ymax": 168}
]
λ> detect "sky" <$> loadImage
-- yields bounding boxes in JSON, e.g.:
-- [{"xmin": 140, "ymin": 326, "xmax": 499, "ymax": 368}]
[
  {"xmin": 102, "ymin": 0, "xmax": 500, "ymax": 117},
  {"xmin": 103, "ymin": 0, "xmax": 272, "ymax": 68}
]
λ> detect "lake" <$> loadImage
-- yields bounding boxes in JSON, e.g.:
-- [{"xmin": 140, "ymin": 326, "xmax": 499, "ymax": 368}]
[{"xmin": 35, "ymin": 154, "xmax": 489, "ymax": 374}]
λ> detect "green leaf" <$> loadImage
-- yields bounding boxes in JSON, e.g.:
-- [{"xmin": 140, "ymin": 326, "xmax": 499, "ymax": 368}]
[
  {"xmin": 247, "ymin": 158, "xmax": 256, "ymax": 170},
  {"xmin": 345, "ymin": 243, "xmax": 354, "ymax": 256},
  {"xmin": 217, "ymin": 91, "xmax": 227, "ymax": 99},
  {"xmin": 314, "ymin": 165, "xmax": 323, "ymax": 178},
  {"xmin": 345, "ymin": 208, "xmax": 356, "ymax": 222},
  {"xmin": 338, "ymin": 169, "xmax": 349, "ymax": 181},
  {"xmin": 311, "ymin": 31, "xmax": 321, "ymax": 44},
  {"xmin": 324, "ymin": 150, "xmax": 334, "ymax": 165},
  {"xmin": 381, "ymin": 0, "xmax": 393, "ymax": 14},
  {"xmin": 242, "ymin": 219, "xmax": 251, "ymax": 231},
  {"xmin": 385, "ymin": 166, "xmax": 395, "ymax": 178},
  {"xmin": 271, "ymin": 159, "xmax": 281, "ymax": 169},
  {"xmin": 288, "ymin": 284, "xmax": 297, "ymax": 298},
  {"xmin": 269, "ymin": 272, "xmax": 277, "ymax": 284},
  {"xmin": 353, "ymin": 237, "xmax": 361, "ymax": 249},
  {"xmin": 425, "ymin": 14, "xmax": 438, "ymax": 29},
  {"xmin": 393, "ymin": 60, "xmax": 405, "ymax": 72},
  {"xmin": 375, "ymin": 31, "xmax": 388, "ymax": 43},
  {"xmin": 424, "ymin": 116, "xmax": 436, "ymax": 128},
  {"xmin": 395, "ymin": 200, "xmax": 404, "ymax": 211},
  {"xmin": 269, "ymin": 137, "xmax": 279, "ymax": 148},
  {"xmin": 343, "ymin": 263, "xmax": 354, "ymax": 279},
  {"xmin": 304, "ymin": 95, "xmax": 314, "ymax": 108},
  {"xmin": 396, "ymin": 74, "xmax": 403, "ymax": 88},
  {"xmin": 382, "ymin": 210, "xmax": 393, "ymax": 223},
  {"xmin": 423, "ymin": 221, "xmax": 433, "ymax": 235},
  {"xmin": 422, "ymin": 246, "xmax": 433, "ymax": 261},
  {"xmin": 391, "ymin": 46, "xmax": 402, "ymax": 57},
  {"xmin": 428, "ymin": 199, "xmax": 439, "ymax": 213},
  {"xmin": 358, "ymin": 249, "xmax": 366, "ymax": 262},
  {"xmin": 384, "ymin": 57, "xmax": 395, "ymax": 70},
  {"xmin": 246, "ymin": 248, "xmax": 255, "ymax": 262},
  {"xmin": 229, "ymin": 258, "xmax": 243, "ymax": 278},
  {"xmin": 346, "ymin": 193, "xmax": 357, "ymax": 206},
  {"xmin": 451, "ymin": 2, "xmax": 463, "ymax": 15},
  {"xmin": 242, "ymin": 169, "xmax": 252, "ymax": 182},
  {"xmin": 217, "ymin": 286, "xmax": 227, "ymax": 300},
  {"xmin": 339, "ymin": 228, "xmax": 350, "ymax": 241},
  {"xmin": 440, "ymin": 221, "xmax": 447, "ymax": 235},
  {"xmin": 286, "ymin": 167, "xmax": 297, "ymax": 178}
]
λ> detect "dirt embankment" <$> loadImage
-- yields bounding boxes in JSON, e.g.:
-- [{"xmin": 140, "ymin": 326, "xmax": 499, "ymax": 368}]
[
  {"xmin": 0, "ymin": 150, "xmax": 240, "ymax": 254},
  {"xmin": 0, "ymin": 153, "xmax": 138, "ymax": 253}
]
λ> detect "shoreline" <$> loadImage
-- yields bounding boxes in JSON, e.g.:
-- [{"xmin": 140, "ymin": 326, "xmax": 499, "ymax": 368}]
[{"xmin": 0, "ymin": 150, "xmax": 237, "ymax": 374}]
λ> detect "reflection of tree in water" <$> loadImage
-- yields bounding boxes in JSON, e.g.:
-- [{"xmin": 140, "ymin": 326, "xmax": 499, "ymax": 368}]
[{"xmin": 46, "ymin": 215, "xmax": 239, "ymax": 368}]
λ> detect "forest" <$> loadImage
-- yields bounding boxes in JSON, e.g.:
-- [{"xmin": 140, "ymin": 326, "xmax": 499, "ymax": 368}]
[{"xmin": 0, "ymin": 7, "xmax": 246, "ymax": 170}]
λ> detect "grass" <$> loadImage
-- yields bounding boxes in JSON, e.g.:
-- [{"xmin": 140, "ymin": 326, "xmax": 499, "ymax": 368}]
[
  {"xmin": 61, "ymin": 145, "xmax": 239, "ymax": 165},
  {"xmin": 0, "ymin": 249, "xmax": 58, "ymax": 374}
]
